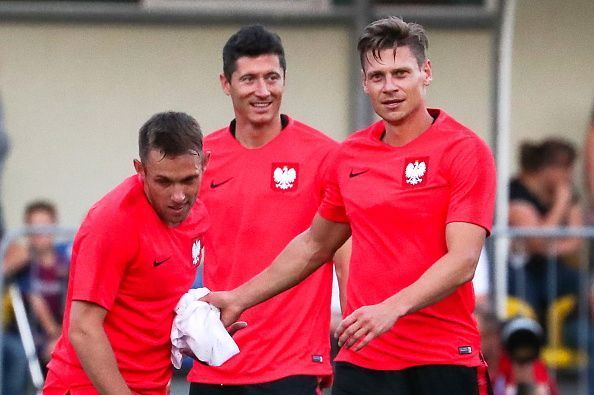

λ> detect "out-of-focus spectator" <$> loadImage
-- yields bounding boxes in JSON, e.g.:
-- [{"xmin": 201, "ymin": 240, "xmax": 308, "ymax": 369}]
[
  {"xmin": 21, "ymin": 200, "xmax": 69, "ymax": 365},
  {"xmin": 476, "ymin": 309, "xmax": 558, "ymax": 395},
  {"xmin": 508, "ymin": 138, "xmax": 582, "ymax": 332},
  {"xmin": 2, "ymin": 200, "xmax": 69, "ymax": 388}
]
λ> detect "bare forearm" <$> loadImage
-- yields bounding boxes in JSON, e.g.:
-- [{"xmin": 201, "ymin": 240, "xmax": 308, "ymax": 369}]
[
  {"xmin": 553, "ymin": 237, "xmax": 582, "ymax": 255},
  {"xmin": 234, "ymin": 230, "xmax": 331, "ymax": 310},
  {"xmin": 383, "ymin": 251, "xmax": 476, "ymax": 317},
  {"xmin": 541, "ymin": 201, "xmax": 570, "ymax": 227},
  {"xmin": 70, "ymin": 327, "xmax": 131, "ymax": 395},
  {"xmin": 335, "ymin": 222, "xmax": 484, "ymax": 351},
  {"xmin": 3, "ymin": 242, "xmax": 29, "ymax": 277},
  {"xmin": 29, "ymin": 296, "xmax": 60, "ymax": 337},
  {"xmin": 551, "ymin": 204, "xmax": 584, "ymax": 255}
]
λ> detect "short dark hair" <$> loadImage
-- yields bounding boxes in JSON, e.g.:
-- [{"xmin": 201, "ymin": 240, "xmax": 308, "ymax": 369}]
[
  {"xmin": 520, "ymin": 138, "xmax": 577, "ymax": 172},
  {"xmin": 357, "ymin": 16, "xmax": 428, "ymax": 70},
  {"xmin": 138, "ymin": 111, "xmax": 203, "ymax": 163},
  {"xmin": 24, "ymin": 200, "xmax": 57, "ymax": 224},
  {"xmin": 222, "ymin": 24, "xmax": 286, "ymax": 81}
]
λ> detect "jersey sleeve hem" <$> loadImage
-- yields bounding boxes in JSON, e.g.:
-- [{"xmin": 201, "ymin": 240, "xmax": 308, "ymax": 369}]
[
  {"xmin": 445, "ymin": 218, "xmax": 492, "ymax": 237},
  {"xmin": 70, "ymin": 295, "xmax": 112, "ymax": 311},
  {"xmin": 318, "ymin": 206, "xmax": 349, "ymax": 224}
]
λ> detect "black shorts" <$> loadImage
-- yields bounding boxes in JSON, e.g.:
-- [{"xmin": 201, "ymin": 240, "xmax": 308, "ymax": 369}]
[
  {"xmin": 332, "ymin": 362, "xmax": 492, "ymax": 395},
  {"xmin": 189, "ymin": 375, "xmax": 320, "ymax": 395}
]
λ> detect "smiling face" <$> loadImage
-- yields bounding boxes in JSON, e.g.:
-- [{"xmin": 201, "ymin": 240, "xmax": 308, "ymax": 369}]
[
  {"xmin": 134, "ymin": 149, "xmax": 207, "ymax": 227},
  {"xmin": 362, "ymin": 46, "xmax": 432, "ymax": 127},
  {"xmin": 220, "ymin": 54, "xmax": 285, "ymax": 129}
]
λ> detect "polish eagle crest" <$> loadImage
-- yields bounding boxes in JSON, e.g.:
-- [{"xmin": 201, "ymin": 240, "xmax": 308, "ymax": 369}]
[
  {"xmin": 405, "ymin": 160, "xmax": 427, "ymax": 185},
  {"xmin": 273, "ymin": 166, "xmax": 297, "ymax": 190}
]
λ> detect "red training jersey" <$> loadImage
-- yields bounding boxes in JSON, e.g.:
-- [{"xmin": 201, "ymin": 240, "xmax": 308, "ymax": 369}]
[
  {"xmin": 319, "ymin": 109, "xmax": 496, "ymax": 370},
  {"xmin": 188, "ymin": 115, "xmax": 338, "ymax": 384},
  {"xmin": 46, "ymin": 175, "xmax": 209, "ymax": 394}
]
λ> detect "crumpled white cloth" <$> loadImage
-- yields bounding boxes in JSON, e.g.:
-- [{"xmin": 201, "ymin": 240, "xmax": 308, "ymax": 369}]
[{"xmin": 171, "ymin": 287, "xmax": 239, "ymax": 368}]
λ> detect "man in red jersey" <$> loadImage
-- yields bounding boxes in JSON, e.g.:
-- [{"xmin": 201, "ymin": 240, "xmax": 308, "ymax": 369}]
[
  {"xmin": 43, "ymin": 112, "xmax": 210, "ymax": 395},
  {"xmin": 204, "ymin": 16, "xmax": 496, "ymax": 395},
  {"xmin": 187, "ymin": 25, "xmax": 346, "ymax": 395}
]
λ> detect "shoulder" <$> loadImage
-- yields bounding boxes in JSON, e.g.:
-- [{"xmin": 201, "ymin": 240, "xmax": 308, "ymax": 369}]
[
  {"xmin": 285, "ymin": 116, "xmax": 338, "ymax": 148},
  {"xmin": 432, "ymin": 112, "xmax": 493, "ymax": 173},
  {"xmin": 80, "ymin": 175, "xmax": 144, "ymax": 233},
  {"xmin": 436, "ymin": 110, "xmax": 490, "ymax": 152},
  {"xmin": 203, "ymin": 126, "xmax": 231, "ymax": 149},
  {"xmin": 339, "ymin": 120, "xmax": 383, "ymax": 149}
]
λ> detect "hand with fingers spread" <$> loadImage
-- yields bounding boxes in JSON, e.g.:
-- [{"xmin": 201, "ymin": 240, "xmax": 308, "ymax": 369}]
[{"xmin": 335, "ymin": 303, "xmax": 400, "ymax": 351}]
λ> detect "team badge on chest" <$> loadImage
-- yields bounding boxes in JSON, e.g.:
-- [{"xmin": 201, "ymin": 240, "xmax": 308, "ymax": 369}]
[
  {"xmin": 192, "ymin": 239, "xmax": 204, "ymax": 266},
  {"xmin": 403, "ymin": 157, "xmax": 429, "ymax": 187},
  {"xmin": 271, "ymin": 163, "xmax": 299, "ymax": 191}
]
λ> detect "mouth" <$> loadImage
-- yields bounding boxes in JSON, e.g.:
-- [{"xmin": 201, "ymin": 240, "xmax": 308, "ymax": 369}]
[
  {"xmin": 381, "ymin": 98, "xmax": 405, "ymax": 109},
  {"xmin": 250, "ymin": 101, "xmax": 272, "ymax": 111},
  {"xmin": 168, "ymin": 204, "xmax": 187, "ymax": 215}
]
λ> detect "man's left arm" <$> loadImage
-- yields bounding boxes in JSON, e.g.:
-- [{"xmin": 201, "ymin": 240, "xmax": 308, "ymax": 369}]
[{"xmin": 336, "ymin": 222, "xmax": 486, "ymax": 350}]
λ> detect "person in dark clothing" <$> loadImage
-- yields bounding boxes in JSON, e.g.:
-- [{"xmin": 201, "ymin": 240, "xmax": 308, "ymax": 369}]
[{"xmin": 508, "ymin": 138, "xmax": 582, "ymax": 335}]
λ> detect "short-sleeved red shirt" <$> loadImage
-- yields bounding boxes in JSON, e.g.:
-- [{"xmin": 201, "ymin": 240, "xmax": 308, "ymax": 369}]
[
  {"xmin": 46, "ymin": 175, "xmax": 209, "ymax": 394},
  {"xmin": 319, "ymin": 109, "xmax": 496, "ymax": 370},
  {"xmin": 188, "ymin": 116, "xmax": 338, "ymax": 384}
]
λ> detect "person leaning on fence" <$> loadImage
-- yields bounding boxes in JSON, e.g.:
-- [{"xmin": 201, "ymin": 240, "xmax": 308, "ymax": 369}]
[
  {"xmin": 203, "ymin": 16, "xmax": 496, "ymax": 395},
  {"xmin": 43, "ymin": 111, "xmax": 210, "ymax": 394},
  {"xmin": 507, "ymin": 138, "xmax": 582, "ymax": 336}
]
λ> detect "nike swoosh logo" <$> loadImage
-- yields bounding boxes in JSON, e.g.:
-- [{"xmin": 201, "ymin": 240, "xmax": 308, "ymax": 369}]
[
  {"xmin": 349, "ymin": 169, "xmax": 369, "ymax": 178},
  {"xmin": 153, "ymin": 257, "xmax": 171, "ymax": 267},
  {"xmin": 210, "ymin": 177, "xmax": 233, "ymax": 189}
]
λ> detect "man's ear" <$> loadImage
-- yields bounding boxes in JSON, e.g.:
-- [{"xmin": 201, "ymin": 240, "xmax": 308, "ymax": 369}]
[
  {"xmin": 220, "ymin": 73, "xmax": 231, "ymax": 96},
  {"xmin": 422, "ymin": 59, "xmax": 432, "ymax": 86},
  {"xmin": 202, "ymin": 151, "xmax": 211, "ymax": 171},
  {"xmin": 133, "ymin": 159, "xmax": 145, "ymax": 178},
  {"xmin": 361, "ymin": 69, "xmax": 369, "ymax": 94}
]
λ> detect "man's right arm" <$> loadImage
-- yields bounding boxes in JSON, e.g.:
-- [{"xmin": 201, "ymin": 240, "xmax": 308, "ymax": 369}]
[
  {"xmin": 203, "ymin": 214, "xmax": 351, "ymax": 327},
  {"xmin": 69, "ymin": 300, "xmax": 132, "ymax": 395}
]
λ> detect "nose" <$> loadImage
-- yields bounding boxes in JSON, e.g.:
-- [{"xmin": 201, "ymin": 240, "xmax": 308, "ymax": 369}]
[
  {"xmin": 171, "ymin": 186, "xmax": 186, "ymax": 204},
  {"xmin": 254, "ymin": 78, "xmax": 270, "ymax": 97},
  {"xmin": 383, "ymin": 75, "xmax": 398, "ymax": 92}
]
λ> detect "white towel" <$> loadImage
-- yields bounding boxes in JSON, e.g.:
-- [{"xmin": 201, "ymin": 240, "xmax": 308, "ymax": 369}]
[{"xmin": 170, "ymin": 287, "xmax": 240, "ymax": 369}]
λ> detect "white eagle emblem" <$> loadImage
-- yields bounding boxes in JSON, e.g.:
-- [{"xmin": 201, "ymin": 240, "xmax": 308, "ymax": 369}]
[
  {"xmin": 273, "ymin": 166, "xmax": 297, "ymax": 190},
  {"xmin": 405, "ymin": 160, "xmax": 427, "ymax": 185},
  {"xmin": 192, "ymin": 239, "xmax": 203, "ymax": 266}
]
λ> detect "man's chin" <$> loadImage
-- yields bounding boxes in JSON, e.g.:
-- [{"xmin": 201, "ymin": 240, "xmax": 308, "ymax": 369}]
[{"xmin": 161, "ymin": 211, "xmax": 189, "ymax": 227}]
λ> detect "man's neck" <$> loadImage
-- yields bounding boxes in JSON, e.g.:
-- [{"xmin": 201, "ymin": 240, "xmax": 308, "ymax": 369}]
[
  {"xmin": 382, "ymin": 108, "xmax": 434, "ymax": 147},
  {"xmin": 234, "ymin": 116, "xmax": 283, "ymax": 149}
]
